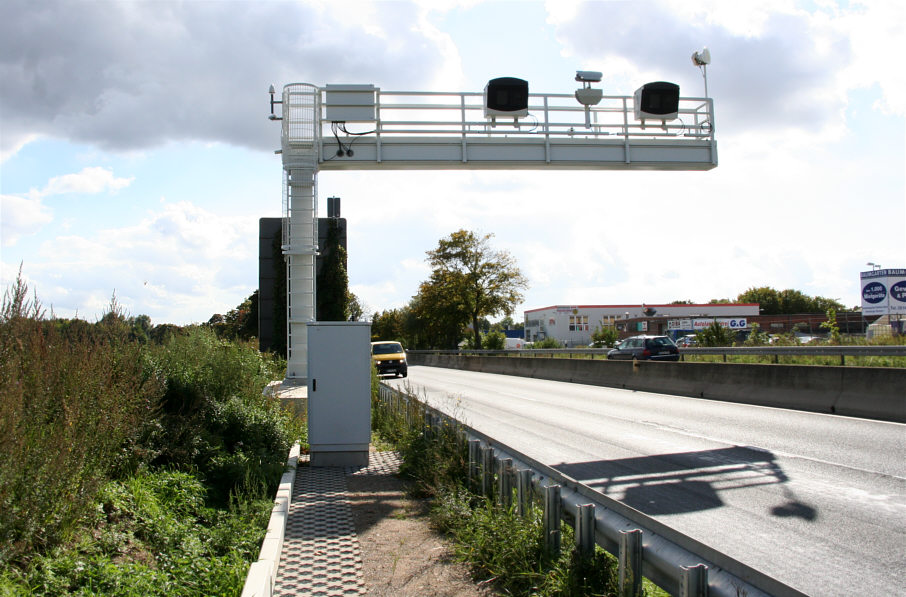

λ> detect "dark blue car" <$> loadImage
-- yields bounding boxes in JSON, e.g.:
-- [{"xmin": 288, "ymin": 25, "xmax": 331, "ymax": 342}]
[{"xmin": 607, "ymin": 335, "xmax": 679, "ymax": 361}]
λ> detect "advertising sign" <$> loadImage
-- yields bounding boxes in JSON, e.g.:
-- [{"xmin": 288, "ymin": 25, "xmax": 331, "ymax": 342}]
[
  {"xmin": 669, "ymin": 318, "xmax": 749, "ymax": 331},
  {"xmin": 692, "ymin": 318, "xmax": 748, "ymax": 330},
  {"xmin": 889, "ymin": 271, "xmax": 906, "ymax": 314},
  {"xmin": 861, "ymin": 269, "xmax": 906, "ymax": 315},
  {"xmin": 668, "ymin": 318, "xmax": 692, "ymax": 331}
]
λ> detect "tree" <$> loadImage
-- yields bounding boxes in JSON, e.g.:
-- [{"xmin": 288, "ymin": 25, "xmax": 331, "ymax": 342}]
[
  {"xmin": 492, "ymin": 315, "xmax": 524, "ymax": 332},
  {"xmin": 464, "ymin": 330, "xmax": 505, "ymax": 349},
  {"xmin": 371, "ymin": 308, "xmax": 408, "ymax": 343},
  {"xmin": 347, "ymin": 291, "xmax": 365, "ymax": 322},
  {"xmin": 590, "ymin": 325, "xmax": 619, "ymax": 348},
  {"xmin": 129, "ymin": 314, "xmax": 152, "ymax": 344},
  {"xmin": 744, "ymin": 322, "xmax": 771, "ymax": 346},
  {"xmin": 812, "ymin": 295, "xmax": 846, "ymax": 314},
  {"xmin": 317, "ymin": 219, "xmax": 349, "ymax": 321},
  {"xmin": 778, "ymin": 288, "xmax": 812, "ymax": 314},
  {"xmin": 411, "ymin": 284, "xmax": 469, "ymax": 349},
  {"xmin": 419, "ymin": 230, "xmax": 528, "ymax": 349},
  {"xmin": 820, "ymin": 309, "xmax": 842, "ymax": 344},
  {"xmin": 737, "ymin": 286, "xmax": 845, "ymax": 315},
  {"xmin": 737, "ymin": 286, "xmax": 781, "ymax": 314}
]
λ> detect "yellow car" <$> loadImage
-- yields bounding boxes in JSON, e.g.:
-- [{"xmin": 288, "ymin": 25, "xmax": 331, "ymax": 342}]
[{"xmin": 371, "ymin": 341, "xmax": 408, "ymax": 378}]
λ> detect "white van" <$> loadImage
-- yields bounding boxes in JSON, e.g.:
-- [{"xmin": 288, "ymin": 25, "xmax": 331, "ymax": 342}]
[{"xmin": 504, "ymin": 337, "xmax": 526, "ymax": 349}]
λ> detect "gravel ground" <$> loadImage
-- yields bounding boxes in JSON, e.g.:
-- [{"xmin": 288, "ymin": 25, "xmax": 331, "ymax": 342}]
[{"xmin": 346, "ymin": 457, "xmax": 496, "ymax": 597}]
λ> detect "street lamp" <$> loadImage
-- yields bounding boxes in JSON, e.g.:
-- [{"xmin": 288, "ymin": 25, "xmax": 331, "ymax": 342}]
[{"xmin": 867, "ymin": 262, "xmax": 881, "ymax": 271}]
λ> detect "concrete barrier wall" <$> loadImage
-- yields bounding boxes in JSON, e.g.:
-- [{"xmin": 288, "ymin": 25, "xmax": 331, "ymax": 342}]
[{"xmin": 408, "ymin": 354, "xmax": 906, "ymax": 423}]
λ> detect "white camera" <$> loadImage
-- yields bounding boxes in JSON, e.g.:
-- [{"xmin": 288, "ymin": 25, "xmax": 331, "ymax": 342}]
[
  {"xmin": 575, "ymin": 70, "xmax": 603, "ymax": 83},
  {"xmin": 691, "ymin": 47, "xmax": 711, "ymax": 66},
  {"xmin": 575, "ymin": 87, "xmax": 603, "ymax": 106}
]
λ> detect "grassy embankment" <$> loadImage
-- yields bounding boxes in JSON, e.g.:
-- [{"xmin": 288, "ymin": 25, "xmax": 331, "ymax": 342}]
[{"xmin": 0, "ymin": 278, "xmax": 302, "ymax": 596}]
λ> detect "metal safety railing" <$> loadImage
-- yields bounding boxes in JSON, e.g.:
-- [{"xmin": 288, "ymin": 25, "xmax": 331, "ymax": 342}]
[
  {"xmin": 408, "ymin": 345, "xmax": 906, "ymax": 366},
  {"xmin": 377, "ymin": 383, "xmax": 805, "ymax": 597},
  {"xmin": 319, "ymin": 88, "xmax": 715, "ymax": 142}
]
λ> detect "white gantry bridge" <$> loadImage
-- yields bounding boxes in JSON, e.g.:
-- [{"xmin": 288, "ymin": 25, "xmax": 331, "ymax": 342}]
[{"xmin": 271, "ymin": 81, "xmax": 717, "ymax": 379}]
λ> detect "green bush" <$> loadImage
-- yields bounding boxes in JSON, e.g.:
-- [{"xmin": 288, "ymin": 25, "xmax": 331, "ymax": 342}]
[
  {"xmin": 590, "ymin": 325, "xmax": 619, "ymax": 348},
  {"xmin": 3, "ymin": 469, "xmax": 272, "ymax": 596},
  {"xmin": 694, "ymin": 320, "xmax": 736, "ymax": 346},
  {"xmin": 141, "ymin": 328, "xmax": 297, "ymax": 503},
  {"xmin": 531, "ymin": 337, "xmax": 563, "ymax": 349}
]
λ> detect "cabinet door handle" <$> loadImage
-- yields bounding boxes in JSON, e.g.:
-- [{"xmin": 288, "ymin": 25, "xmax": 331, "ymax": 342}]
[{"xmin": 312, "ymin": 379, "xmax": 317, "ymax": 392}]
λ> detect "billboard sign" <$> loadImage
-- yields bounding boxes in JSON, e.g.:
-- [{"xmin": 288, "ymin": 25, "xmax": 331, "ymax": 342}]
[
  {"xmin": 669, "ymin": 318, "xmax": 749, "ymax": 331},
  {"xmin": 861, "ymin": 269, "xmax": 906, "ymax": 315}
]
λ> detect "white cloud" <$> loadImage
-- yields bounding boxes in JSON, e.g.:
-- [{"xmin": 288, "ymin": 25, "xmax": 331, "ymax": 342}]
[
  {"xmin": 1, "ymin": 193, "xmax": 53, "ymax": 246},
  {"xmin": 40, "ymin": 166, "xmax": 134, "ymax": 197},
  {"xmin": 543, "ymin": 0, "xmax": 905, "ymax": 143},
  {"xmin": 0, "ymin": 0, "xmax": 461, "ymax": 158},
  {"xmin": 835, "ymin": 1, "xmax": 906, "ymax": 116},
  {"xmin": 1, "ymin": 166, "xmax": 135, "ymax": 246},
  {"xmin": 7, "ymin": 200, "xmax": 257, "ymax": 324}
]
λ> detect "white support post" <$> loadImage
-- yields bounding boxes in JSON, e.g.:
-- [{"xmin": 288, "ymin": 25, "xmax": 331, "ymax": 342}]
[
  {"xmin": 284, "ymin": 167, "xmax": 317, "ymax": 380},
  {"xmin": 279, "ymin": 83, "xmax": 320, "ymax": 382}
]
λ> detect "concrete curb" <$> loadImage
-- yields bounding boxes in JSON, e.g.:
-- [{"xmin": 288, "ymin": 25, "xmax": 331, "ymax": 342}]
[{"xmin": 241, "ymin": 441, "xmax": 300, "ymax": 597}]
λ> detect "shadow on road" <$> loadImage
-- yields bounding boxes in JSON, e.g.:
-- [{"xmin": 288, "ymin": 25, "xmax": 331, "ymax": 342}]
[{"xmin": 555, "ymin": 445, "xmax": 817, "ymax": 519}]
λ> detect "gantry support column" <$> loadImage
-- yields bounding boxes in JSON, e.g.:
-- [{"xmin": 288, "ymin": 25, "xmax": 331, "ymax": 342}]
[
  {"xmin": 283, "ymin": 167, "xmax": 317, "ymax": 380},
  {"xmin": 280, "ymin": 84, "xmax": 321, "ymax": 381}
]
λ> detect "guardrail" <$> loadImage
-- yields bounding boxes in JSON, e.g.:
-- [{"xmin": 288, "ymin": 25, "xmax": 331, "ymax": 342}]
[
  {"xmin": 378, "ymin": 383, "xmax": 805, "ymax": 597},
  {"xmin": 408, "ymin": 345, "xmax": 906, "ymax": 366},
  {"xmin": 320, "ymin": 89, "xmax": 715, "ymax": 143}
]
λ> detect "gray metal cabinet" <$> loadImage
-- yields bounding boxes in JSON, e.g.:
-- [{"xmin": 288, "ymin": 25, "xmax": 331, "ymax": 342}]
[{"xmin": 306, "ymin": 321, "xmax": 372, "ymax": 466}]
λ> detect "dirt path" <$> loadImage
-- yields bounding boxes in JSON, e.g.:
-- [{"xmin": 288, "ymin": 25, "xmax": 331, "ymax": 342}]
[{"xmin": 346, "ymin": 463, "xmax": 496, "ymax": 597}]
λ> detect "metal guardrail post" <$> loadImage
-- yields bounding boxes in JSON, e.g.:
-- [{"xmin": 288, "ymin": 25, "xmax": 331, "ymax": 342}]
[
  {"xmin": 619, "ymin": 529, "xmax": 643, "ymax": 597},
  {"xmin": 481, "ymin": 446, "xmax": 494, "ymax": 498},
  {"xmin": 517, "ymin": 469, "xmax": 533, "ymax": 517},
  {"xmin": 544, "ymin": 484, "xmax": 562, "ymax": 557},
  {"xmin": 468, "ymin": 440, "xmax": 481, "ymax": 492},
  {"xmin": 576, "ymin": 503, "xmax": 595, "ymax": 559},
  {"xmin": 424, "ymin": 412, "xmax": 433, "ymax": 439},
  {"xmin": 498, "ymin": 458, "xmax": 514, "ymax": 509},
  {"xmin": 680, "ymin": 563, "xmax": 709, "ymax": 597}
]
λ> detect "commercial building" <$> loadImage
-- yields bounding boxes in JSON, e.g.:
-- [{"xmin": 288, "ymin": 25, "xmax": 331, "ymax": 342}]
[{"xmin": 524, "ymin": 303, "xmax": 760, "ymax": 346}]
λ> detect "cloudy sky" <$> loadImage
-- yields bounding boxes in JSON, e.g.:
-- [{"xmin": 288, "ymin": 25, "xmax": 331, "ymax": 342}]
[{"xmin": 1, "ymin": 0, "xmax": 904, "ymax": 326}]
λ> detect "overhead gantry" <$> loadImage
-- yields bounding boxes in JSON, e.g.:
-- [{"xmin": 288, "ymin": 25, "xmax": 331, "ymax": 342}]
[{"xmin": 269, "ymin": 78, "xmax": 717, "ymax": 380}]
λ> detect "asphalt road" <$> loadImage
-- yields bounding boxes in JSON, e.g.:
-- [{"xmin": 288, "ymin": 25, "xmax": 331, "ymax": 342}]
[{"xmin": 386, "ymin": 366, "xmax": 906, "ymax": 596}]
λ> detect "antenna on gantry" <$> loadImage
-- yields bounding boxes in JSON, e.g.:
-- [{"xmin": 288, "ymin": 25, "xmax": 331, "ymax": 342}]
[{"xmin": 691, "ymin": 47, "xmax": 711, "ymax": 98}]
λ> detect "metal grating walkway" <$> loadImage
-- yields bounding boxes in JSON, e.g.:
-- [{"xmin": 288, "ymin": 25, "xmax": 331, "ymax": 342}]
[{"xmin": 273, "ymin": 451, "xmax": 402, "ymax": 596}]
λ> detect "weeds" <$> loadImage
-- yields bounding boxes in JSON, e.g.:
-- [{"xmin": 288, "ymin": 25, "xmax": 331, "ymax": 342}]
[
  {"xmin": 3, "ymin": 469, "xmax": 272, "ymax": 596},
  {"xmin": 0, "ymin": 283, "xmax": 160, "ymax": 565},
  {"xmin": 1, "ymin": 273, "xmax": 299, "ymax": 595},
  {"xmin": 372, "ymin": 384, "xmax": 657, "ymax": 597}
]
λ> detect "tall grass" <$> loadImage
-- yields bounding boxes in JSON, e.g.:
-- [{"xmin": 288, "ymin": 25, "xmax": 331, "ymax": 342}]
[
  {"xmin": 1, "ymin": 273, "xmax": 299, "ymax": 595},
  {"xmin": 0, "ymin": 276, "xmax": 160, "ymax": 566},
  {"xmin": 7, "ymin": 469, "xmax": 273, "ymax": 596}
]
